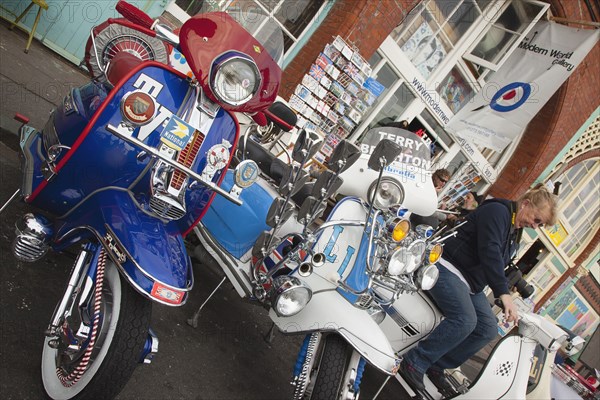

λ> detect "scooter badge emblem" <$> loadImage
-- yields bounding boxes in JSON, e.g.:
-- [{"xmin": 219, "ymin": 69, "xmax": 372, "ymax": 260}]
[{"xmin": 160, "ymin": 115, "xmax": 195, "ymax": 151}]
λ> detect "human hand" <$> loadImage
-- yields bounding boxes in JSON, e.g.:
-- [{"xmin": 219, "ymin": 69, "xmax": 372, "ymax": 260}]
[{"xmin": 499, "ymin": 294, "xmax": 519, "ymax": 326}]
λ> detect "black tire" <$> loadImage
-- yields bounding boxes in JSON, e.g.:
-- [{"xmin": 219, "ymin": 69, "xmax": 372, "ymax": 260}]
[
  {"xmin": 308, "ymin": 335, "xmax": 353, "ymax": 400},
  {"xmin": 41, "ymin": 259, "xmax": 152, "ymax": 399}
]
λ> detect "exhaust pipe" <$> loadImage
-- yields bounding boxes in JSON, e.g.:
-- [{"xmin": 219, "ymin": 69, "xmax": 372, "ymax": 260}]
[
  {"xmin": 298, "ymin": 253, "xmax": 326, "ymax": 277},
  {"xmin": 311, "ymin": 252, "xmax": 325, "ymax": 267},
  {"xmin": 298, "ymin": 262, "xmax": 313, "ymax": 277},
  {"xmin": 12, "ymin": 213, "xmax": 53, "ymax": 262}
]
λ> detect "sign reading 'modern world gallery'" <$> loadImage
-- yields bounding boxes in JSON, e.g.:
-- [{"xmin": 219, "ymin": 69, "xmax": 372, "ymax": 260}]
[{"xmin": 446, "ymin": 21, "xmax": 600, "ymax": 152}]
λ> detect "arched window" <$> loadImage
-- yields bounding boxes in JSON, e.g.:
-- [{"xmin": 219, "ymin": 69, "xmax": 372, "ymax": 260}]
[{"xmin": 556, "ymin": 159, "xmax": 600, "ymax": 258}]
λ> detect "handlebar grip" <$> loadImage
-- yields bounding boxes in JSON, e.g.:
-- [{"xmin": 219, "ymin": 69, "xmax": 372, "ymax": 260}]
[{"xmin": 116, "ymin": 1, "xmax": 154, "ymax": 29}]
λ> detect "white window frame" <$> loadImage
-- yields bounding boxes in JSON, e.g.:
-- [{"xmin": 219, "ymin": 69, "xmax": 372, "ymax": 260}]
[
  {"xmin": 167, "ymin": 0, "xmax": 328, "ymax": 59},
  {"xmin": 462, "ymin": 0, "xmax": 550, "ymax": 75}
]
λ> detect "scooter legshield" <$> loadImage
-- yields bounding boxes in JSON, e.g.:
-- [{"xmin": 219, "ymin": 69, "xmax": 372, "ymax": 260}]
[
  {"xmin": 53, "ymin": 189, "xmax": 193, "ymax": 306},
  {"xmin": 201, "ymin": 171, "xmax": 275, "ymax": 259},
  {"xmin": 269, "ymin": 290, "xmax": 399, "ymax": 375}
]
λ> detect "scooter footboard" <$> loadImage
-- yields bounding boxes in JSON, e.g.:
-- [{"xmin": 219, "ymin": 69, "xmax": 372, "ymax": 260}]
[{"xmin": 269, "ymin": 290, "xmax": 399, "ymax": 375}]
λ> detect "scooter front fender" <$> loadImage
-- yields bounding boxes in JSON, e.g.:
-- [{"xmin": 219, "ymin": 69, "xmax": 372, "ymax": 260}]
[
  {"xmin": 270, "ymin": 290, "xmax": 399, "ymax": 375},
  {"xmin": 53, "ymin": 189, "xmax": 193, "ymax": 305}
]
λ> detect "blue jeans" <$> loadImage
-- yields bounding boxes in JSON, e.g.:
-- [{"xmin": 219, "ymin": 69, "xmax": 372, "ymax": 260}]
[{"xmin": 403, "ymin": 264, "xmax": 498, "ymax": 374}]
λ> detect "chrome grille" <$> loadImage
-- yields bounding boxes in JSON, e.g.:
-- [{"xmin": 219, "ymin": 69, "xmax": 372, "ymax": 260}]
[
  {"xmin": 354, "ymin": 294, "xmax": 373, "ymax": 309},
  {"xmin": 171, "ymin": 131, "xmax": 205, "ymax": 190},
  {"xmin": 149, "ymin": 196, "xmax": 185, "ymax": 220},
  {"xmin": 12, "ymin": 234, "xmax": 49, "ymax": 262}
]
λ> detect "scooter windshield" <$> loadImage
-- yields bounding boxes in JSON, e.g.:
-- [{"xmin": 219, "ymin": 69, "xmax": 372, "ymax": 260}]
[
  {"xmin": 226, "ymin": 8, "xmax": 284, "ymax": 67},
  {"xmin": 189, "ymin": 4, "xmax": 284, "ymax": 67},
  {"xmin": 359, "ymin": 127, "xmax": 432, "ymax": 171}
]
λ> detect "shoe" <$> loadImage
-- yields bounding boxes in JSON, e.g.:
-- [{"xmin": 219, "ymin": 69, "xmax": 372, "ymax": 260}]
[
  {"xmin": 399, "ymin": 359, "xmax": 425, "ymax": 391},
  {"xmin": 427, "ymin": 368, "xmax": 457, "ymax": 397}
]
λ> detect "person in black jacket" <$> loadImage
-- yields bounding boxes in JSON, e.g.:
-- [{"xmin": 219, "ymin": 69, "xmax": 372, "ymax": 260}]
[{"xmin": 399, "ymin": 184, "xmax": 558, "ymax": 393}]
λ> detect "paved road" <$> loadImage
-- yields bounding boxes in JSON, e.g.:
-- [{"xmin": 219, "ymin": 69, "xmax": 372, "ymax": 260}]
[{"xmin": 0, "ymin": 23, "xmax": 405, "ymax": 400}]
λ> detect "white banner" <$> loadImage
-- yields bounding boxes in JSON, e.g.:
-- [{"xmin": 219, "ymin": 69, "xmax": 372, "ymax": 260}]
[{"xmin": 446, "ymin": 21, "xmax": 600, "ymax": 152}]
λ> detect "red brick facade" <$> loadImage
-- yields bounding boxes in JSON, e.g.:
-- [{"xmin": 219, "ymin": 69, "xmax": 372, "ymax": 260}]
[{"xmin": 280, "ymin": 0, "xmax": 419, "ymax": 98}]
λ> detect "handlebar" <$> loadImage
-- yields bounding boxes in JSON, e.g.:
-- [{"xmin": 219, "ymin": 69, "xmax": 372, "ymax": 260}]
[{"xmin": 116, "ymin": 1, "xmax": 154, "ymax": 29}]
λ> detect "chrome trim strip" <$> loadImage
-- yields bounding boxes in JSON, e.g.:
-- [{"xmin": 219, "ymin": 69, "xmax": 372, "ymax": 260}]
[{"xmin": 19, "ymin": 125, "xmax": 40, "ymax": 197}]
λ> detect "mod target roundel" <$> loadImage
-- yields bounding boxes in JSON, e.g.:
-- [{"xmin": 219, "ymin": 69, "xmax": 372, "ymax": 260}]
[{"xmin": 490, "ymin": 82, "xmax": 531, "ymax": 112}]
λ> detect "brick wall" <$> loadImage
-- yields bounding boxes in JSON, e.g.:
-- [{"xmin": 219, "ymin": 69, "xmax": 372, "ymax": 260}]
[{"xmin": 280, "ymin": 0, "xmax": 419, "ymax": 99}]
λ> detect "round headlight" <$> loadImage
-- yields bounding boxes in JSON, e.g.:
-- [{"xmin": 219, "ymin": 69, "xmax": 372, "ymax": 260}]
[
  {"xmin": 211, "ymin": 54, "xmax": 260, "ymax": 106},
  {"xmin": 415, "ymin": 264, "xmax": 439, "ymax": 290},
  {"xmin": 388, "ymin": 247, "xmax": 413, "ymax": 276},
  {"xmin": 405, "ymin": 240, "xmax": 426, "ymax": 273},
  {"xmin": 425, "ymin": 243, "xmax": 443, "ymax": 264},
  {"xmin": 389, "ymin": 218, "xmax": 410, "ymax": 242},
  {"xmin": 271, "ymin": 276, "xmax": 312, "ymax": 317},
  {"xmin": 368, "ymin": 178, "xmax": 404, "ymax": 210}
]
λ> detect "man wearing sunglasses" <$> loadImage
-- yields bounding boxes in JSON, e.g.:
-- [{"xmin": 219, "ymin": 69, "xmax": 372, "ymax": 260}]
[
  {"xmin": 400, "ymin": 184, "xmax": 558, "ymax": 395},
  {"xmin": 410, "ymin": 168, "xmax": 452, "ymax": 229}
]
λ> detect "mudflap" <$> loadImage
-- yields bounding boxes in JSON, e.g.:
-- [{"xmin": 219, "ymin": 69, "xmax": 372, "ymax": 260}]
[
  {"xmin": 52, "ymin": 189, "xmax": 193, "ymax": 305},
  {"xmin": 269, "ymin": 289, "xmax": 399, "ymax": 376}
]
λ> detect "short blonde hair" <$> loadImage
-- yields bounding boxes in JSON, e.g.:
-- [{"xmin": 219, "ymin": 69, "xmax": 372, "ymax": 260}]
[{"xmin": 518, "ymin": 183, "xmax": 558, "ymax": 226}]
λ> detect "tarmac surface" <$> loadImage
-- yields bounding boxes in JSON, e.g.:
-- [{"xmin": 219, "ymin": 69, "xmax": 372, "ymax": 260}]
[{"xmin": 0, "ymin": 21, "xmax": 406, "ymax": 400}]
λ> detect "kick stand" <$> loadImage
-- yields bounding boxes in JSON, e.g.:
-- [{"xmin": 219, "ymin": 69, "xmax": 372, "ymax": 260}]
[
  {"xmin": 0, "ymin": 189, "xmax": 21, "ymax": 215},
  {"xmin": 187, "ymin": 276, "xmax": 227, "ymax": 328},
  {"xmin": 372, "ymin": 375, "xmax": 391, "ymax": 399}
]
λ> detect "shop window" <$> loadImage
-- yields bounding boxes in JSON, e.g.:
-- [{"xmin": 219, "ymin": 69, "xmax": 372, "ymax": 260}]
[
  {"xmin": 463, "ymin": 0, "xmax": 549, "ymax": 74},
  {"xmin": 175, "ymin": 0, "xmax": 326, "ymax": 52},
  {"xmin": 368, "ymin": 83, "xmax": 416, "ymax": 130},
  {"xmin": 516, "ymin": 239, "xmax": 549, "ymax": 276},
  {"xmin": 529, "ymin": 264, "xmax": 556, "ymax": 298},
  {"xmin": 440, "ymin": 162, "xmax": 481, "ymax": 208},
  {"xmin": 436, "ymin": 66, "xmax": 475, "ymax": 114},
  {"xmin": 392, "ymin": 0, "xmax": 490, "ymax": 79},
  {"xmin": 419, "ymin": 110, "xmax": 453, "ymax": 148}
]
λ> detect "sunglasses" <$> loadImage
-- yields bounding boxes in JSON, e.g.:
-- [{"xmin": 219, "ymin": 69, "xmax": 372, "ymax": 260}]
[{"xmin": 533, "ymin": 218, "xmax": 544, "ymax": 228}]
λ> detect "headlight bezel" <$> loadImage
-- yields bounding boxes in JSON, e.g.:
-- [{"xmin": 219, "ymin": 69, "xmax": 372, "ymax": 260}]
[
  {"xmin": 270, "ymin": 276, "xmax": 312, "ymax": 317},
  {"xmin": 415, "ymin": 264, "xmax": 439, "ymax": 290},
  {"xmin": 368, "ymin": 177, "xmax": 405, "ymax": 211},
  {"xmin": 209, "ymin": 52, "xmax": 261, "ymax": 107}
]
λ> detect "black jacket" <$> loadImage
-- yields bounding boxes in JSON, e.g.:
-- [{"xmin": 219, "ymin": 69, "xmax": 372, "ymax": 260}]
[{"xmin": 441, "ymin": 198, "xmax": 520, "ymax": 297}]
